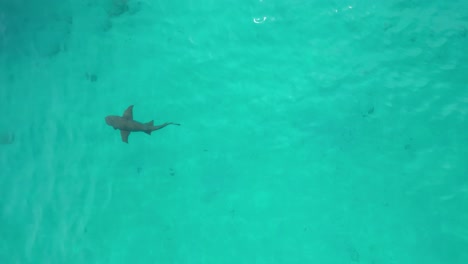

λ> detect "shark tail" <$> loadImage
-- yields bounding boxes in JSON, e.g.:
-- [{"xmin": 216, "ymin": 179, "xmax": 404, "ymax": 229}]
[
  {"xmin": 144, "ymin": 120, "xmax": 154, "ymax": 135},
  {"xmin": 145, "ymin": 121, "xmax": 180, "ymax": 135}
]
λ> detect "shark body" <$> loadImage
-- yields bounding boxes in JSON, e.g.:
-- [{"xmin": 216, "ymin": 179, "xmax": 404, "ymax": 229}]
[{"xmin": 105, "ymin": 105, "xmax": 179, "ymax": 143}]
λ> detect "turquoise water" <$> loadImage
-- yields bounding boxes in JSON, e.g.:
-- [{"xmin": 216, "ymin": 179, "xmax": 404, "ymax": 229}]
[{"xmin": 1, "ymin": 0, "xmax": 467, "ymax": 263}]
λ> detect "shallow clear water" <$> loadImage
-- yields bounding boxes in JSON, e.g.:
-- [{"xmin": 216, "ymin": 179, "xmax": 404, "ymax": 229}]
[{"xmin": 1, "ymin": 0, "xmax": 467, "ymax": 263}]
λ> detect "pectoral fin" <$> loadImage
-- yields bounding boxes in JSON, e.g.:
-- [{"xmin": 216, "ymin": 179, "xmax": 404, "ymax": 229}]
[{"xmin": 120, "ymin": 130, "xmax": 130, "ymax": 143}]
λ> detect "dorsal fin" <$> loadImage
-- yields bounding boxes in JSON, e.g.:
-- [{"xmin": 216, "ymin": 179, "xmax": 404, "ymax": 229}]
[
  {"xmin": 145, "ymin": 120, "xmax": 154, "ymax": 126},
  {"xmin": 122, "ymin": 105, "xmax": 134, "ymax": 120}
]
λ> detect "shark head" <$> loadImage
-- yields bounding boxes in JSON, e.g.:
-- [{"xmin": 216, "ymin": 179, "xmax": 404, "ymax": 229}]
[{"xmin": 105, "ymin": 115, "xmax": 120, "ymax": 129}]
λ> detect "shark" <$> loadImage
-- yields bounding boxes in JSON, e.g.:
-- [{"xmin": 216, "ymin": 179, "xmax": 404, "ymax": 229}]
[{"xmin": 105, "ymin": 105, "xmax": 180, "ymax": 143}]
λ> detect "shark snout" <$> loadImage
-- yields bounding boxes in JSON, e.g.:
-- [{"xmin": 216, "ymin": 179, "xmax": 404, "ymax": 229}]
[
  {"xmin": 105, "ymin": 115, "xmax": 121, "ymax": 130},
  {"xmin": 105, "ymin": 116, "xmax": 112, "ymax": 125},
  {"xmin": 105, "ymin": 116, "xmax": 117, "ymax": 127}
]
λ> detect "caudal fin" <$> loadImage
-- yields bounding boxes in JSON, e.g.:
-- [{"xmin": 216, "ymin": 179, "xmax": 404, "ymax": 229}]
[
  {"xmin": 145, "ymin": 121, "xmax": 180, "ymax": 135},
  {"xmin": 144, "ymin": 120, "xmax": 154, "ymax": 135}
]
